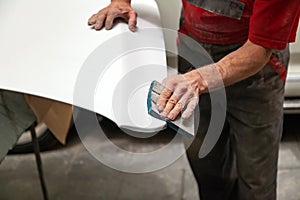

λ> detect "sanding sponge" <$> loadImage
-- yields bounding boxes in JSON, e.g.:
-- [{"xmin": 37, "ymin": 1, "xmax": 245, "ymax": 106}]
[{"xmin": 147, "ymin": 80, "xmax": 195, "ymax": 136}]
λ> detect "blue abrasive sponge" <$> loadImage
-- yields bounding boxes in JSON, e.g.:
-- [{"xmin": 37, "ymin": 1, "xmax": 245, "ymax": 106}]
[{"xmin": 147, "ymin": 80, "xmax": 195, "ymax": 137}]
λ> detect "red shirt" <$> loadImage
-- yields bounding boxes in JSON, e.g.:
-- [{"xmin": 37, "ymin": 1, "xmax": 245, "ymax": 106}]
[{"xmin": 180, "ymin": 0, "xmax": 300, "ymax": 50}]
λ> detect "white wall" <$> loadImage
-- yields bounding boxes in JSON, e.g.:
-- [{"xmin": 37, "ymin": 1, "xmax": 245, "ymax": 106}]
[
  {"xmin": 291, "ymin": 25, "xmax": 300, "ymax": 53},
  {"xmin": 155, "ymin": 0, "xmax": 182, "ymax": 56},
  {"xmin": 155, "ymin": 0, "xmax": 182, "ymax": 30}
]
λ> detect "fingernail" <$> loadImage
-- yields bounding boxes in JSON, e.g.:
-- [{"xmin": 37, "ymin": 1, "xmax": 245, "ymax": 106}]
[
  {"xmin": 182, "ymin": 112, "xmax": 190, "ymax": 119},
  {"xmin": 106, "ymin": 22, "xmax": 113, "ymax": 30},
  {"xmin": 168, "ymin": 113, "xmax": 174, "ymax": 120},
  {"xmin": 158, "ymin": 105, "xmax": 164, "ymax": 111},
  {"xmin": 130, "ymin": 26, "xmax": 136, "ymax": 32},
  {"xmin": 95, "ymin": 22, "xmax": 103, "ymax": 30}
]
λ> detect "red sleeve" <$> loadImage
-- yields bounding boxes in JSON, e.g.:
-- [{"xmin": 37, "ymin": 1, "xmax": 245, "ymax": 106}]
[{"xmin": 248, "ymin": 0, "xmax": 300, "ymax": 50}]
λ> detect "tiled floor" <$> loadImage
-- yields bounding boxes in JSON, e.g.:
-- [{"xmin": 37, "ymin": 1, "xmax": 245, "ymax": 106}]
[
  {"xmin": 278, "ymin": 115, "xmax": 300, "ymax": 200},
  {"xmin": 0, "ymin": 115, "xmax": 299, "ymax": 200}
]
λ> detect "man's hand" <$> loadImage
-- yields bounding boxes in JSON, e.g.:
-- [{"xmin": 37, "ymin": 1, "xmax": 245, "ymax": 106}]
[
  {"xmin": 88, "ymin": 1, "xmax": 137, "ymax": 31},
  {"xmin": 157, "ymin": 70, "xmax": 207, "ymax": 121},
  {"xmin": 156, "ymin": 40, "xmax": 272, "ymax": 121}
]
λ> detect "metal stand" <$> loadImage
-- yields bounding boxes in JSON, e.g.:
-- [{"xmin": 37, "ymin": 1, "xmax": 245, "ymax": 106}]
[{"xmin": 29, "ymin": 124, "xmax": 49, "ymax": 200}]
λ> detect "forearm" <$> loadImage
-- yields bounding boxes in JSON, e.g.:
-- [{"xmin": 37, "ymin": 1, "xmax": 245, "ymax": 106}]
[
  {"xmin": 157, "ymin": 38, "xmax": 273, "ymax": 120},
  {"xmin": 194, "ymin": 40, "xmax": 273, "ymax": 91},
  {"xmin": 111, "ymin": 0, "xmax": 131, "ymax": 3}
]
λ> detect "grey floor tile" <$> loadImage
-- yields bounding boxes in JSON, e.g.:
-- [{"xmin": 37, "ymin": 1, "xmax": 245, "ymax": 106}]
[
  {"xmin": 278, "ymin": 169, "xmax": 300, "ymax": 200},
  {"xmin": 278, "ymin": 142, "xmax": 300, "ymax": 170}
]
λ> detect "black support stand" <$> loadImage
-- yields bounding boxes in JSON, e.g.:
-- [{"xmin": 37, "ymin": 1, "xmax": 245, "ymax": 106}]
[{"xmin": 29, "ymin": 124, "xmax": 49, "ymax": 200}]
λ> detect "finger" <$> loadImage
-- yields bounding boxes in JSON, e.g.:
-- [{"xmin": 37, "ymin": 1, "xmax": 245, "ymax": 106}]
[
  {"xmin": 88, "ymin": 14, "xmax": 97, "ymax": 25},
  {"xmin": 182, "ymin": 96, "xmax": 199, "ymax": 119},
  {"xmin": 105, "ymin": 12, "xmax": 117, "ymax": 30},
  {"xmin": 167, "ymin": 92, "xmax": 191, "ymax": 120},
  {"xmin": 157, "ymin": 87, "xmax": 172, "ymax": 112},
  {"xmin": 167, "ymin": 102, "xmax": 183, "ymax": 120},
  {"xmin": 161, "ymin": 96, "xmax": 178, "ymax": 118},
  {"xmin": 128, "ymin": 11, "xmax": 137, "ymax": 31},
  {"xmin": 94, "ymin": 13, "xmax": 107, "ymax": 30},
  {"xmin": 162, "ymin": 82, "xmax": 190, "ymax": 118}
]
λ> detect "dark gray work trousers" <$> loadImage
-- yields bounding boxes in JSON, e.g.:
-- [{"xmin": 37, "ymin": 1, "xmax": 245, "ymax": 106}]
[
  {"xmin": 178, "ymin": 38, "xmax": 289, "ymax": 200},
  {"xmin": 0, "ymin": 90, "xmax": 36, "ymax": 162}
]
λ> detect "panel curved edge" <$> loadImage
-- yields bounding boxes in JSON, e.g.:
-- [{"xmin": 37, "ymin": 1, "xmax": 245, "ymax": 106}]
[{"xmin": 0, "ymin": 0, "xmax": 167, "ymax": 132}]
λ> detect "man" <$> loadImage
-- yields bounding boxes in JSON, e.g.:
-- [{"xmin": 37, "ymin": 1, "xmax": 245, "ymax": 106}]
[{"xmin": 88, "ymin": 0, "xmax": 300, "ymax": 199}]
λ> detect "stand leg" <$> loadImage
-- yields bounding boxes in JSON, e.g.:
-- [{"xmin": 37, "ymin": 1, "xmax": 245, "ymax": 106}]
[{"xmin": 30, "ymin": 124, "xmax": 49, "ymax": 200}]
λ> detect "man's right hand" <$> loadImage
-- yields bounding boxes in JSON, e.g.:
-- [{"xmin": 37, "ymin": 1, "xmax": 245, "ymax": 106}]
[{"xmin": 88, "ymin": 0, "xmax": 137, "ymax": 31}]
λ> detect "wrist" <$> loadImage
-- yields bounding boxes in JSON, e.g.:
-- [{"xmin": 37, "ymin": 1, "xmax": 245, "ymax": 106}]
[
  {"xmin": 195, "ymin": 64, "xmax": 225, "ymax": 91},
  {"xmin": 112, "ymin": 0, "xmax": 131, "ymax": 3}
]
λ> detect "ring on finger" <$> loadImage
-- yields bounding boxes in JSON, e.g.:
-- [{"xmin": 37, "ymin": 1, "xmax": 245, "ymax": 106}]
[{"xmin": 168, "ymin": 99, "xmax": 177, "ymax": 105}]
